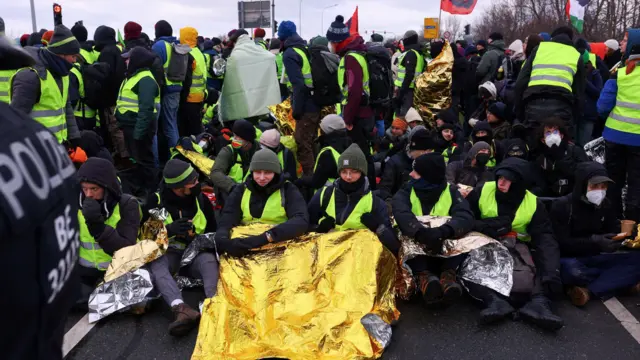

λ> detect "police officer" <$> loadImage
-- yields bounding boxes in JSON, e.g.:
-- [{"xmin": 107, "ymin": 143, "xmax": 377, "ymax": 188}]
[
  {"xmin": 147, "ymin": 159, "xmax": 218, "ymax": 337},
  {"xmin": 216, "ymin": 149, "xmax": 309, "ymax": 257},
  {"xmin": 0, "ymin": 34, "xmax": 80, "ymax": 359},
  {"xmin": 392, "ymin": 153, "xmax": 474, "ymax": 306},
  {"xmin": 393, "ymin": 30, "xmax": 425, "ymax": 118}
]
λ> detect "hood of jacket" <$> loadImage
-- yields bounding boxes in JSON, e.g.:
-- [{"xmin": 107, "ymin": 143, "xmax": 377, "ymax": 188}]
[
  {"xmin": 156, "ymin": 35, "xmax": 178, "ymax": 45},
  {"xmin": 572, "ymin": 161, "xmax": 610, "ymax": 202},
  {"xmin": 180, "ymin": 27, "xmax": 198, "ymax": 48},
  {"xmin": 80, "ymin": 130, "xmax": 105, "ymax": 157},
  {"xmin": 94, "ymin": 26, "xmax": 117, "ymax": 50},
  {"xmin": 625, "ymin": 28, "xmax": 640, "ymax": 60},
  {"xmin": 488, "ymin": 39, "xmax": 506, "ymax": 52},
  {"xmin": 493, "ymin": 157, "xmax": 530, "ymax": 207},
  {"xmin": 76, "ymin": 157, "xmax": 122, "ymax": 199},
  {"xmin": 127, "ymin": 47, "xmax": 156, "ymax": 77},
  {"xmin": 283, "ymin": 33, "xmax": 307, "ymax": 49},
  {"xmin": 22, "ymin": 47, "xmax": 49, "ymax": 78},
  {"xmin": 0, "ymin": 36, "xmax": 35, "ymax": 71}
]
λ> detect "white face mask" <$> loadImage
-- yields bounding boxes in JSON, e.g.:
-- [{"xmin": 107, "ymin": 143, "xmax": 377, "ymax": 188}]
[
  {"xmin": 586, "ymin": 189, "xmax": 606, "ymax": 206},
  {"xmin": 545, "ymin": 133, "xmax": 562, "ymax": 147}
]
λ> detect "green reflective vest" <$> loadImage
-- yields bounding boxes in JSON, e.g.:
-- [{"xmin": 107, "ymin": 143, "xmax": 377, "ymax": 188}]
[
  {"xmin": 528, "ymin": 42, "xmax": 580, "ymax": 92},
  {"xmin": 314, "ymin": 146, "xmax": 341, "ymax": 187},
  {"xmin": 162, "ymin": 41, "xmax": 183, "ymax": 86},
  {"xmin": 227, "ymin": 145, "xmax": 250, "ymax": 183},
  {"xmin": 79, "ymin": 48, "xmax": 97, "ymax": 64},
  {"xmin": 410, "ymin": 184, "xmax": 453, "ymax": 216},
  {"xmin": 0, "ymin": 69, "xmax": 17, "ymax": 103},
  {"xmin": 338, "ymin": 52, "xmax": 370, "ymax": 109},
  {"xmin": 320, "ymin": 187, "xmax": 373, "ymax": 231},
  {"xmin": 70, "ymin": 65, "xmax": 97, "ymax": 119},
  {"xmin": 241, "ymin": 186, "xmax": 288, "ymax": 225},
  {"xmin": 203, "ymin": 103, "xmax": 217, "ymax": 125},
  {"xmin": 116, "ymin": 70, "xmax": 161, "ymax": 115},
  {"xmin": 442, "ymin": 145, "xmax": 457, "ymax": 164},
  {"xmin": 275, "ymin": 52, "xmax": 284, "ymax": 79},
  {"xmin": 78, "ymin": 204, "xmax": 121, "ymax": 271},
  {"xmin": 605, "ymin": 66, "xmax": 640, "ymax": 136},
  {"xmin": 478, "ymin": 181, "xmax": 537, "ymax": 242},
  {"xmin": 158, "ymin": 193, "xmax": 207, "ymax": 250},
  {"xmin": 394, "ymin": 49, "xmax": 425, "ymax": 89},
  {"xmin": 189, "ymin": 47, "xmax": 207, "ymax": 97},
  {"xmin": 284, "ymin": 47, "xmax": 313, "ymax": 89},
  {"xmin": 256, "ymin": 40, "xmax": 268, "ymax": 50}
]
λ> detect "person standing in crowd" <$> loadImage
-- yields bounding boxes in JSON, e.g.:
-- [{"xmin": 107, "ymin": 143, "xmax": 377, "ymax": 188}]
[
  {"xmin": 550, "ymin": 162, "xmax": 640, "ymax": 307},
  {"xmin": 0, "ymin": 18, "xmax": 20, "ymax": 103},
  {"xmin": 308, "ymin": 144, "xmax": 400, "ymax": 254},
  {"xmin": 279, "ymin": 21, "xmax": 320, "ymax": 176},
  {"xmin": 10, "ymin": 25, "xmax": 81, "ymax": 146},
  {"xmin": 514, "ymin": 26, "xmax": 584, "ymax": 142},
  {"xmin": 393, "ymin": 30, "xmax": 424, "ymax": 119},
  {"xmin": 116, "ymin": 47, "xmax": 160, "ymax": 197},
  {"xmin": 254, "ymin": 28, "xmax": 267, "ymax": 50},
  {"xmin": 179, "ymin": 26, "xmax": 207, "ymax": 137},
  {"xmin": 523, "ymin": 34, "xmax": 543, "ymax": 60},
  {"xmin": 152, "ymin": 20, "xmax": 182, "ymax": 162},
  {"xmin": 466, "ymin": 158, "xmax": 563, "ymax": 330},
  {"xmin": 476, "ymin": 39, "xmax": 488, "ymax": 57},
  {"xmin": 259, "ymin": 129, "xmax": 297, "ymax": 182},
  {"xmin": 597, "ymin": 31, "xmax": 640, "ymax": 223},
  {"xmin": 71, "ymin": 21, "xmax": 97, "ymax": 64},
  {"xmin": 393, "ymin": 153, "xmax": 474, "ymax": 306},
  {"xmin": 41, "ymin": 30, "xmax": 54, "ymax": 46},
  {"xmin": 446, "ymin": 141, "xmax": 495, "ymax": 196},
  {"xmin": 0, "ymin": 38, "xmax": 80, "ymax": 360},
  {"xmin": 451, "ymin": 37, "xmax": 469, "ymax": 116},
  {"xmin": 216, "ymin": 149, "xmax": 309, "ymax": 257},
  {"xmin": 147, "ymin": 159, "xmax": 217, "ymax": 337},
  {"xmin": 486, "ymin": 102, "xmax": 511, "ymax": 141},
  {"xmin": 577, "ymin": 50, "xmax": 603, "ymax": 146},
  {"xmin": 476, "ymin": 32, "xmax": 505, "ymax": 85},
  {"xmin": 204, "ymin": 37, "xmax": 224, "ymax": 92},
  {"xmin": 269, "ymin": 38, "xmax": 288, "ymax": 100},
  {"xmin": 68, "ymin": 22, "xmax": 99, "ymax": 132},
  {"xmin": 604, "ymin": 39, "xmax": 622, "ymax": 70}
]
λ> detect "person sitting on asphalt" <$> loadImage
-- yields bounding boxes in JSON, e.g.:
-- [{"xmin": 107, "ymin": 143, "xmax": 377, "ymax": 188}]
[
  {"xmin": 462, "ymin": 121, "xmax": 504, "ymax": 169},
  {"xmin": 486, "ymin": 102, "xmax": 511, "ymax": 141},
  {"xmin": 209, "ymin": 119, "xmax": 260, "ymax": 203},
  {"xmin": 446, "ymin": 141, "xmax": 495, "ymax": 197},
  {"xmin": 215, "ymin": 149, "xmax": 309, "ymax": 257},
  {"xmin": 466, "ymin": 157, "xmax": 564, "ymax": 331},
  {"xmin": 377, "ymin": 117, "xmax": 409, "ymax": 160},
  {"xmin": 550, "ymin": 161, "xmax": 640, "ymax": 306},
  {"xmin": 434, "ymin": 122, "xmax": 463, "ymax": 164},
  {"xmin": 259, "ymin": 129, "xmax": 298, "ymax": 182},
  {"xmin": 392, "ymin": 153, "xmax": 474, "ymax": 307},
  {"xmin": 434, "ymin": 108, "xmax": 465, "ymax": 147},
  {"xmin": 308, "ymin": 144, "xmax": 400, "ymax": 254},
  {"xmin": 405, "ymin": 107, "xmax": 425, "ymax": 129},
  {"xmin": 147, "ymin": 159, "xmax": 218, "ymax": 337},
  {"xmin": 76, "ymin": 158, "xmax": 141, "ymax": 287}
]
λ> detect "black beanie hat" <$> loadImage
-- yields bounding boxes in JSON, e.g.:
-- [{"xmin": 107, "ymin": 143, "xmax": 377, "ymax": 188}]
[
  {"xmin": 327, "ymin": 15, "xmax": 350, "ymax": 43},
  {"xmin": 71, "ymin": 21, "xmax": 88, "ymax": 42},
  {"xmin": 232, "ymin": 119, "xmax": 256, "ymax": 143},
  {"xmin": 409, "ymin": 128, "xmax": 435, "ymax": 151},
  {"xmin": 413, "ymin": 153, "xmax": 446, "ymax": 184},
  {"xmin": 472, "ymin": 121, "xmax": 493, "ymax": 143},
  {"xmin": 439, "ymin": 123, "xmax": 456, "ymax": 132},
  {"xmin": 155, "ymin": 20, "xmax": 173, "ymax": 39},
  {"xmin": 371, "ymin": 33, "xmax": 384, "ymax": 43},
  {"xmin": 489, "ymin": 32, "xmax": 504, "ymax": 41},
  {"xmin": 551, "ymin": 26, "xmax": 574, "ymax": 40},
  {"xmin": 48, "ymin": 25, "xmax": 81, "ymax": 55},
  {"xmin": 163, "ymin": 159, "xmax": 198, "ymax": 189}
]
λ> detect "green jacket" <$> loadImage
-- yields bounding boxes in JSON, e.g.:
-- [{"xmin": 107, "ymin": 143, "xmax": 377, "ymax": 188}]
[
  {"xmin": 209, "ymin": 142, "xmax": 259, "ymax": 193},
  {"xmin": 115, "ymin": 68, "xmax": 160, "ymax": 140}
]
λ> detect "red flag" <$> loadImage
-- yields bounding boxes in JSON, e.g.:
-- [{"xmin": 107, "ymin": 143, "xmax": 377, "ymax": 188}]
[
  {"xmin": 440, "ymin": 0, "xmax": 478, "ymax": 15},
  {"xmin": 345, "ymin": 6, "xmax": 359, "ymax": 35}
]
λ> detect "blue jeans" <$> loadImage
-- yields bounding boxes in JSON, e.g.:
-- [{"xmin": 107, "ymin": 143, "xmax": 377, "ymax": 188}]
[
  {"xmin": 575, "ymin": 120, "xmax": 595, "ymax": 147},
  {"xmin": 160, "ymin": 92, "xmax": 180, "ymax": 148},
  {"xmin": 561, "ymin": 252, "xmax": 640, "ymax": 299}
]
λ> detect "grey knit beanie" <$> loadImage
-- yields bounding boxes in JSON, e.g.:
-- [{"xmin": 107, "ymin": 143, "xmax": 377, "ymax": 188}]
[
  {"xmin": 338, "ymin": 144, "xmax": 368, "ymax": 175},
  {"xmin": 467, "ymin": 141, "xmax": 491, "ymax": 161},
  {"xmin": 250, "ymin": 148, "xmax": 282, "ymax": 174},
  {"xmin": 319, "ymin": 114, "xmax": 346, "ymax": 134},
  {"xmin": 163, "ymin": 159, "xmax": 197, "ymax": 189},
  {"xmin": 47, "ymin": 25, "xmax": 80, "ymax": 55}
]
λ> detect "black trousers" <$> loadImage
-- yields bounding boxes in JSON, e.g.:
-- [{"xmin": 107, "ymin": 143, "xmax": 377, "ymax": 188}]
[
  {"xmin": 408, "ymin": 253, "xmax": 468, "ymax": 275},
  {"xmin": 605, "ymin": 141, "xmax": 640, "ymax": 222},
  {"xmin": 122, "ymin": 124, "xmax": 157, "ymax": 194},
  {"xmin": 179, "ymin": 101, "xmax": 204, "ymax": 137}
]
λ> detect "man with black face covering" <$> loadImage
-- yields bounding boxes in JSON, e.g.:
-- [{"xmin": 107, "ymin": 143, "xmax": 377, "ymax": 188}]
[
  {"xmin": 466, "ymin": 157, "xmax": 563, "ymax": 331},
  {"xmin": 462, "ymin": 121, "xmax": 504, "ymax": 169},
  {"xmin": 446, "ymin": 141, "xmax": 495, "ymax": 197},
  {"xmin": 147, "ymin": 159, "xmax": 217, "ymax": 337},
  {"xmin": 393, "ymin": 31, "xmax": 425, "ymax": 118},
  {"xmin": 393, "ymin": 153, "xmax": 474, "ymax": 306}
]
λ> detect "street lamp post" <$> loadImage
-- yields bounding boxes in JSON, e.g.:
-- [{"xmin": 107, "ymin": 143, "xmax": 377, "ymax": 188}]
[
  {"xmin": 321, "ymin": 4, "xmax": 338, "ymax": 34},
  {"xmin": 30, "ymin": 0, "xmax": 37, "ymax": 32}
]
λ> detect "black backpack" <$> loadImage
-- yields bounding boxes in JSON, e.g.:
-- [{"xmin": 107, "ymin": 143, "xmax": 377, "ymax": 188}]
[
  {"xmin": 307, "ymin": 47, "xmax": 341, "ymax": 107},
  {"xmin": 166, "ymin": 43, "xmax": 191, "ymax": 82},
  {"xmin": 365, "ymin": 47, "xmax": 393, "ymax": 107},
  {"xmin": 80, "ymin": 62, "xmax": 110, "ymax": 109}
]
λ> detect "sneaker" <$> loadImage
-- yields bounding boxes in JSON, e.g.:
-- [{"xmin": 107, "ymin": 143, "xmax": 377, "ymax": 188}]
[
  {"xmin": 566, "ymin": 286, "xmax": 590, "ymax": 307},
  {"xmin": 416, "ymin": 271, "xmax": 443, "ymax": 306},
  {"xmin": 168, "ymin": 303, "xmax": 201, "ymax": 337}
]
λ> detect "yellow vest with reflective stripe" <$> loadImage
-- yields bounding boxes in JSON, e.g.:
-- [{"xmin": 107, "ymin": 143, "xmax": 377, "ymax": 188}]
[
  {"xmin": 394, "ymin": 49, "xmax": 425, "ymax": 89},
  {"xmin": 241, "ymin": 186, "xmax": 288, "ymax": 225},
  {"xmin": 157, "ymin": 193, "xmax": 208, "ymax": 250},
  {"xmin": 0, "ymin": 69, "xmax": 17, "ymax": 103},
  {"xmin": 227, "ymin": 145, "xmax": 250, "ymax": 183},
  {"xmin": 338, "ymin": 52, "xmax": 370, "ymax": 109},
  {"xmin": 528, "ymin": 42, "xmax": 580, "ymax": 92},
  {"xmin": 163, "ymin": 41, "xmax": 183, "ymax": 86},
  {"xmin": 478, "ymin": 181, "xmax": 537, "ymax": 242},
  {"xmin": 314, "ymin": 146, "xmax": 341, "ymax": 187},
  {"xmin": 189, "ymin": 47, "xmax": 207, "ymax": 97},
  {"xmin": 203, "ymin": 103, "xmax": 217, "ymax": 125},
  {"xmin": 70, "ymin": 65, "xmax": 97, "ymax": 118},
  {"xmin": 605, "ymin": 66, "xmax": 640, "ymax": 136},
  {"xmin": 409, "ymin": 184, "xmax": 453, "ymax": 216},
  {"xmin": 116, "ymin": 70, "xmax": 160, "ymax": 115},
  {"xmin": 321, "ymin": 187, "xmax": 373, "ymax": 231},
  {"xmin": 79, "ymin": 48, "xmax": 97, "ymax": 64},
  {"xmin": 284, "ymin": 47, "xmax": 313, "ymax": 89},
  {"xmin": 442, "ymin": 145, "xmax": 457, "ymax": 164},
  {"xmin": 275, "ymin": 52, "xmax": 284, "ymax": 78},
  {"xmin": 256, "ymin": 40, "xmax": 268, "ymax": 50},
  {"xmin": 78, "ymin": 204, "xmax": 121, "ymax": 271}
]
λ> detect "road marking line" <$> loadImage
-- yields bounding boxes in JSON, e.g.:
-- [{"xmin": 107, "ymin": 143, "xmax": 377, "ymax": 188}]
[
  {"xmin": 603, "ymin": 297, "xmax": 640, "ymax": 344},
  {"xmin": 62, "ymin": 313, "xmax": 96, "ymax": 357}
]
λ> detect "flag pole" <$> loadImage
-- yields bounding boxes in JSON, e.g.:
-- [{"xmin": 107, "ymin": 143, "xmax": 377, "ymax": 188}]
[{"xmin": 438, "ymin": 7, "xmax": 442, "ymax": 37}]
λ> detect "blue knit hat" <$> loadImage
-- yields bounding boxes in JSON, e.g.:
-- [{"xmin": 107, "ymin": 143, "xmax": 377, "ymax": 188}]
[
  {"xmin": 326, "ymin": 15, "xmax": 349, "ymax": 43},
  {"xmin": 539, "ymin": 32, "xmax": 551, "ymax": 41},
  {"xmin": 277, "ymin": 20, "xmax": 297, "ymax": 41}
]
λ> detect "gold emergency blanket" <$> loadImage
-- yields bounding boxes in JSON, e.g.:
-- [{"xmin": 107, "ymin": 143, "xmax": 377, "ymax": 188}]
[
  {"xmin": 413, "ymin": 41, "xmax": 454, "ymax": 126},
  {"xmin": 174, "ymin": 146, "xmax": 215, "ymax": 176},
  {"xmin": 192, "ymin": 225, "xmax": 400, "ymax": 360},
  {"xmin": 269, "ymin": 98, "xmax": 336, "ymax": 136}
]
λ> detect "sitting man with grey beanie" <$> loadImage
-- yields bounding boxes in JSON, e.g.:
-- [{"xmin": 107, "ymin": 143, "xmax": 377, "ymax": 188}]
[
  {"xmin": 307, "ymin": 144, "xmax": 400, "ymax": 255},
  {"xmin": 216, "ymin": 149, "xmax": 309, "ymax": 257}
]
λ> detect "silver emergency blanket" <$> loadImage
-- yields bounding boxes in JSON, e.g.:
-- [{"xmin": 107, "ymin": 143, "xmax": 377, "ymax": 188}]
[
  {"xmin": 361, "ymin": 313, "xmax": 393, "ymax": 350},
  {"xmin": 88, "ymin": 269, "xmax": 153, "ymax": 323},
  {"xmin": 585, "ymin": 136, "xmax": 605, "ymax": 164},
  {"xmin": 398, "ymin": 216, "xmax": 513, "ymax": 298},
  {"xmin": 180, "ymin": 233, "xmax": 217, "ymax": 267}
]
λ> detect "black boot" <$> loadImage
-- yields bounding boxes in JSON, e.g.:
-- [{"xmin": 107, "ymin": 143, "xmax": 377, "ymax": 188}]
[
  {"xmin": 479, "ymin": 292, "xmax": 515, "ymax": 325},
  {"xmin": 440, "ymin": 269, "xmax": 463, "ymax": 305},
  {"xmin": 416, "ymin": 271, "xmax": 443, "ymax": 306},
  {"xmin": 518, "ymin": 294, "xmax": 564, "ymax": 331}
]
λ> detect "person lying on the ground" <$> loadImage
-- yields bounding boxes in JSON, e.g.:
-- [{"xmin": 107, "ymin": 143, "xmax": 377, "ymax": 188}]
[
  {"xmin": 215, "ymin": 149, "xmax": 309, "ymax": 257},
  {"xmin": 446, "ymin": 141, "xmax": 495, "ymax": 197},
  {"xmin": 147, "ymin": 159, "xmax": 218, "ymax": 337},
  {"xmin": 77, "ymin": 158, "xmax": 140, "ymax": 286},
  {"xmin": 308, "ymin": 144, "xmax": 400, "ymax": 254},
  {"xmin": 259, "ymin": 129, "xmax": 298, "ymax": 182},
  {"xmin": 392, "ymin": 153, "xmax": 474, "ymax": 307},
  {"xmin": 551, "ymin": 161, "xmax": 640, "ymax": 306},
  {"xmin": 466, "ymin": 157, "xmax": 564, "ymax": 331}
]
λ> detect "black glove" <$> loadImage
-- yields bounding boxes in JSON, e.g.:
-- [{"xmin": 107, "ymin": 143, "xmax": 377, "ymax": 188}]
[
  {"xmin": 165, "ymin": 218, "xmax": 193, "ymax": 238},
  {"xmin": 82, "ymin": 198, "xmax": 104, "ymax": 224},
  {"xmin": 316, "ymin": 217, "xmax": 336, "ymax": 233},
  {"xmin": 360, "ymin": 212, "xmax": 380, "ymax": 232},
  {"xmin": 591, "ymin": 233, "xmax": 622, "ymax": 253},
  {"xmin": 477, "ymin": 216, "xmax": 512, "ymax": 238},
  {"xmin": 415, "ymin": 227, "xmax": 446, "ymax": 253},
  {"xmin": 242, "ymin": 234, "xmax": 269, "ymax": 249},
  {"xmin": 542, "ymin": 275, "xmax": 564, "ymax": 300}
]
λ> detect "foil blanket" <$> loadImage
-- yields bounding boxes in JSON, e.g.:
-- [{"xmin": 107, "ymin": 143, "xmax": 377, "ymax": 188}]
[
  {"xmin": 192, "ymin": 224, "xmax": 400, "ymax": 360},
  {"xmin": 413, "ymin": 40, "xmax": 454, "ymax": 126},
  {"xmin": 268, "ymin": 98, "xmax": 335, "ymax": 136},
  {"xmin": 174, "ymin": 146, "xmax": 215, "ymax": 176},
  {"xmin": 396, "ymin": 216, "xmax": 513, "ymax": 299}
]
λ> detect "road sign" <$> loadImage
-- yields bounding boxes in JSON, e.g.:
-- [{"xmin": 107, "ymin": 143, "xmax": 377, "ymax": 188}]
[
  {"xmin": 423, "ymin": 18, "xmax": 439, "ymax": 39},
  {"xmin": 443, "ymin": 31, "xmax": 452, "ymax": 41},
  {"xmin": 238, "ymin": 1, "xmax": 271, "ymax": 29}
]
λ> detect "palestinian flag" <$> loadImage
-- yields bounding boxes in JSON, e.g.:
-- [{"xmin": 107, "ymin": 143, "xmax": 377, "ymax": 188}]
[{"xmin": 566, "ymin": 0, "xmax": 590, "ymax": 33}]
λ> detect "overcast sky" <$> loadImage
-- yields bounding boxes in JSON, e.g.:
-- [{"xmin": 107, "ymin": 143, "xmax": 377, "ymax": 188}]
[{"xmin": 3, "ymin": 0, "xmax": 487, "ymax": 41}]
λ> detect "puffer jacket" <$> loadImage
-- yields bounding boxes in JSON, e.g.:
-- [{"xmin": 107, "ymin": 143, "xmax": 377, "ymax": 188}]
[
  {"xmin": 94, "ymin": 26, "xmax": 126, "ymax": 107},
  {"xmin": 377, "ymin": 150, "xmax": 412, "ymax": 200},
  {"xmin": 476, "ymin": 39, "xmax": 505, "ymax": 84}
]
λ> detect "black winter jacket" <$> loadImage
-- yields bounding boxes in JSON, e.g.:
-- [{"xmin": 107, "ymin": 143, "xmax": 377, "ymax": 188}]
[
  {"xmin": 446, "ymin": 158, "xmax": 494, "ymax": 188},
  {"xmin": 533, "ymin": 140, "xmax": 589, "ymax": 197},
  {"xmin": 377, "ymin": 151, "xmax": 412, "ymax": 200},
  {"xmin": 94, "ymin": 26, "xmax": 126, "ymax": 108},
  {"xmin": 296, "ymin": 131, "xmax": 351, "ymax": 190}
]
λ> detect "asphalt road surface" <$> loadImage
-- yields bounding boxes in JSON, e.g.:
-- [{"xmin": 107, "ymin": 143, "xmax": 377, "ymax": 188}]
[{"xmin": 63, "ymin": 289, "xmax": 640, "ymax": 360}]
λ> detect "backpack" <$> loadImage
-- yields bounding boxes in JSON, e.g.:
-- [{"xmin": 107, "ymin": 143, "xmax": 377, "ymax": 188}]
[
  {"xmin": 166, "ymin": 43, "xmax": 191, "ymax": 82},
  {"xmin": 307, "ymin": 47, "xmax": 341, "ymax": 107},
  {"xmin": 80, "ymin": 62, "xmax": 110, "ymax": 109},
  {"xmin": 365, "ymin": 47, "xmax": 393, "ymax": 107}
]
